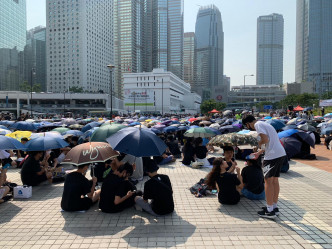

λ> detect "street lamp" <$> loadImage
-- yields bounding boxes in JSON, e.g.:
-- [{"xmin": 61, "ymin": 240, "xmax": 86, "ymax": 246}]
[
  {"xmin": 107, "ymin": 64, "xmax": 115, "ymax": 118},
  {"xmin": 30, "ymin": 68, "xmax": 36, "ymax": 118},
  {"xmin": 63, "ymin": 72, "xmax": 70, "ymax": 116},
  {"xmin": 133, "ymin": 91, "xmax": 136, "ymax": 114},
  {"xmin": 243, "ymin": 74, "xmax": 254, "ymax": 106}
]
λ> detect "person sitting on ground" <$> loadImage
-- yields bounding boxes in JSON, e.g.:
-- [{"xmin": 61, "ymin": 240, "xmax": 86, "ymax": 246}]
[
  {"xmin": 182, "ymin": 137, "xmax": 195, "ymax": 166},
  {"xmin": 153, "ymin": 151, "xmax": 175, "ymax": 165},
  {"xmin": 99, "ymin": 163, "xmax": 141, "ymax": 213},
  {"xmin": 241, "ymin": 158, "xmax": 265, "ymax": 200},
  {"xmin": 0, "ymin": 164, "xmax": 11, "ymax": 204},
  {"xmin": 206, "ymin": 158, "xmax": 243, "ymax": 205},
  {"xmin": 135, "ymin": 162, "xmax": 174, "ymax": 216},
  {"xmin": 121, "ymin": 154, "xmax": 144, "ymax": 181},
  {"xmin": 16, "ymin": 137, "xmax": 29, "ymax": 159},
  {"xmin": 21, "ymin": 151, "xmax": 53, "ymax": 186},
  {"xmin": 69, "ymin": 136, "xmax": 79, "ymax": 148},
  {"xmin": 193, "ymin": 137, "xmax": 211, "ymax": 166},
  {"xmin": 324, "ymin": 134, "xmax": 332, "ymax": 150},
  {"xmin": 222, "ymin": 146, "xmax": 236, "ymax": 173},
  {"xmin": 166, "ymin": 135, "xmax": 181, "ymax": 159},
  {"xmin": 61, "ymin": 163, "xmax": 101, "ymax": 211}
]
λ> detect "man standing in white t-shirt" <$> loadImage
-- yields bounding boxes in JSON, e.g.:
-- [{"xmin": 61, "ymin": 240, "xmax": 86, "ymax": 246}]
[{"xmin": 242, "ymin": 115, "xmax": 286, "ymax": 219}]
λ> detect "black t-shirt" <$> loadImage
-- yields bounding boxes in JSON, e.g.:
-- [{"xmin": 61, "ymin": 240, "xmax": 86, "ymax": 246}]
[
  {"xmin": 143, "ymin": 174, "xmax": 174, "ymax": 215},
  {"xmin": 99, "ymin": 174, "xmax": 135, "ymax": 213},
  {"xmin": 182, "ymin": 144, "xmax": 195, "ymax": 165},
  {"xmin": 61, "ymin": 172, "xmax": 92, "ymax": 211},
  {"xmin": 153, "ymin": 155, "xmax": 163, "ymax": 164},
  {"xmin": 194, "ymin": 146, "xmax": 208, "ymax": 159},
  {"xmin": 225, "ymin": 158, "xmax": 235, "ymax": 171},
  {"xmin": 166, "ymin": 141, "xmax": 181, "ymax": 155},
  {"xmin": 325, "ymin": 136, "xmax": 332, "ymax": 148},
  {"xmin": 216, "ymin": 172, "xmax": 240, "ymax": 205},
  {"xmin": 241, "ymin": 166, "xmax": 264, "ymax": 194},
  {"xmin": 21, "ymin": 156, "xmax": 42, "ymax": 184}
]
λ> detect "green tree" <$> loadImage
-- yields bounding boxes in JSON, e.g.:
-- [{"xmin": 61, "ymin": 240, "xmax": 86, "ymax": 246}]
[
  {"xmin": 32, "ymin": 84, "xmax": 41, "ymax": 92},
  {"xmin": 321, "ymin": 91, "xmax": 332, "ymax": 100},
  {"xmin": 69, "ymin": 86, "xmax": 84, "ymax": 93},
  {"xmin": 19, "ymin": 81, "xmax": 31, "ymax": 92},
  {"xmin": 200, "ymin": 99, "xmax": 226, "ymax": 114}
]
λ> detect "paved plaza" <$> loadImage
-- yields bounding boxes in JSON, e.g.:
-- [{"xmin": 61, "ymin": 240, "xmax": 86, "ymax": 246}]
[{"xmin": 1, "ymin": 153, "xmax": 332, "ymax": 249}]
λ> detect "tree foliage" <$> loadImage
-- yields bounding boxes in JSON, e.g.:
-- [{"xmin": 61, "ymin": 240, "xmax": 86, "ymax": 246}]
[
  {"xmin": 200, "ymin": 99, "xmax": 226, "ymax": 114},
  {"xmin": 279, "ymin": 93, "xmax": 319, "ymax": 107},
  {"xmin": 19, "ymin": 81, "xmax": 41, "ymax": 92},
  {"xmin": 69, "ymin": 86, "xmax": 84, "ymax": 93}
]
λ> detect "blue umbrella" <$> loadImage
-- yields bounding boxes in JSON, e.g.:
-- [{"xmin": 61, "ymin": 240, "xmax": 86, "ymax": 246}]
[
  {"xmin": 128, "ymin": 122, "xmax": 141, "ymax": 126},
  {"xmin": 237, "ymin": 130, "xmax": 250, "ymax": 134},
  {"xmin": 78, "ymin": 127, "xmax": 99, "ymax": 144},
  {"xmin": 266, "ymin": 119, "xmax": 285, "ymax": 131},
  {"xmin": 291, "ymin": 131, "xmax": 315, "ymax": 148},
  {"xmin": 9, "ymin": 121, "xmax": 39, "ymax": 131},
  {"xmin": 282, "ymin": 125, "xmax": 298, "ymax": 130},
  {"xmin": 0, "ymin": 121, "xmax": 15, "ymax": 127},
  {"xmin": 81, "ymin": 122, "xmax": 101, "ymax": 133},
  {"xmin": 324, "ymin": 113, "xmax": 332, "ymax": 118},
  {"xmin": 278, "ymin": 129, "xmax": 299, "ymax": 139},
  {"xmin": 280, "ymin": 137, "xmax": 302, "ymax": 159},
  {"xmin": 24, "ymin": 137, "xmax": 69, "ymax": 151},
  {"xmin": 219, "ymin": 125, "xmax": 239, "ymax": 134},
  {"xmin": 178, "ymin": 126, "xmax": 189, "ymax": 131},
  {"xmin": 64, "ymin": 130, "xmax": 83, "ymax": 137},
  {"xmin": 189, "ymin": 125, "xmax": 199, "ymax": 129},
  {"xmin": 321, "ymin": 126, "xmax": 332, "ymax": 136},
  {"xmin": 106, "ymin": 127, "xmax": 167, "ymax": 157},
  {"xmin": 163, "ymin": 126, "xmax": 179, "ymax": 133},
  {"xmin": 0, "ymin": 125, "xmax": 10, "ymax": 130},
  {"xmin": 150, "ymin": 128, "xmax": 162, "ymax": 134},
  {"xmin": 0, "ymin": 136, "xmax": 26, "ymax": 150},
  {"xmin": 207, "ymin": 127, "xmax": 221, "ymax": 135}
]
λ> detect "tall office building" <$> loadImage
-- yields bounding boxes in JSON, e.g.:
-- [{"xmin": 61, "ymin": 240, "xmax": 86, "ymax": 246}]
[
  {"xmin": 296, "ymin": 0, "xmax": 332, "ymax": 94},
  {"xmin": 256, "ymin": 13, "xmax": 284, "ymax": 85},
  {"xmin": 24, "ymin": 26, "xmax": 47, "ymax": 91},
  {"xmin": 114, "ymin": 0, "xmax": 144, "ymax": 99},
  {"xmin": 194, "ymin": 5, "xmax": 224, "ymax": 100},
  {"xmin": 144, "ymin": 0, "xmax": 184, "ymax": 80},
  {"xmin": 183, "ymin": 32, "xmax": 195, "ymax": 87},
  {"xmin": 46, "ymin": 0, "xmax": 114, "ymax": 93},
  {"xmin": 0, "ymin": 0, "xmax": 26, "ymax": 91}
]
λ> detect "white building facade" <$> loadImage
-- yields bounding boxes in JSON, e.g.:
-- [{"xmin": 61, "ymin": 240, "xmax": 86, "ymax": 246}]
[
  {"xmin": 46, "ymin": 0, "xmax": 114, "ymax": 93},
  {"xmin": 123, "ymin": 68, "xmax": 201, "ymax": 114}
]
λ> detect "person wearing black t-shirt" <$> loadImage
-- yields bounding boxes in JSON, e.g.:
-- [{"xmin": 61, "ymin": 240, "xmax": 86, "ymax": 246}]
[
  {"xmin": 241, "ymin": 159, "xmax": 265, "ymax": 200},
  {"xmin": 135, "ymin": 162, "xmax": 174, "ymax": 216},
  {"xmin": 193, "ymin": 137, "xmax": 210, "ymax": 166},
  {"xmin": 223, "ymin": 146, "xmax": 236, "ymax": 173},
  {"xmin": 166, "ymin": 136, "xmax": 181, "ymax": 158},
  {"xmin": 61, "ymin": 164, "xmax": 100, "ymax": 211},
  {"xmin": 99, "ymin": 163, "xmax": 139, "ymax": 213},
  {"xmin": 206, "ymin": 158, "xmax": 243, "ymax": 205},
  {"xmin": 324, "ymin": 134, "xmax": 332, "ymax": 150},
  {"xmin": 182, "ymin": 138, "xmax": 195, "ymax": 166}
]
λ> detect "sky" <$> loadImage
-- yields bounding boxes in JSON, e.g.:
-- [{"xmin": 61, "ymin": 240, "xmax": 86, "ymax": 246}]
[{"xmin": 27, "ymin": 0, "xmax": 296, "ymax": 87}]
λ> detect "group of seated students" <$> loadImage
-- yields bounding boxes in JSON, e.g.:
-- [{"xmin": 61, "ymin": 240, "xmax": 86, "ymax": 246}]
[
  {"xmin": 205, "ymin": 146, "xmax": 265, "ymax": 205},
  {"xmin": 60, "ymin": 155, "xmax": 174, "ymax": 216},
  {"xmin": 181, "ymin": 137, "xmax": 214, "ymax": 167}
]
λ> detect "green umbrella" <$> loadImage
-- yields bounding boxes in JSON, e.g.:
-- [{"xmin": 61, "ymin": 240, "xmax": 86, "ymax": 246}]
[
  {"xmin": 184, "ymin": 127, "xmax": 215, "ymax": 138},
  {"xmin": 51, "ymin": 127, "xmax": 71, "ymax": 134},
  {"xmin": 90, "ymin": 124, "xmax": 127, "ymax": 142}
]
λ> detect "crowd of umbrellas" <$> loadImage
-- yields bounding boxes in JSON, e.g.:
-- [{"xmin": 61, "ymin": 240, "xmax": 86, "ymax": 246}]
[{"xmin": 0, "ymin": 110, "xmax": 332, "ymax": 165}]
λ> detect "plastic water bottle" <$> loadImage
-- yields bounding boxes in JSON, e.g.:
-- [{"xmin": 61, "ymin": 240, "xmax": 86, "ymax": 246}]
[{"xmin": 245, "ymin": 154, "xmax": 256, "ymax": 160}]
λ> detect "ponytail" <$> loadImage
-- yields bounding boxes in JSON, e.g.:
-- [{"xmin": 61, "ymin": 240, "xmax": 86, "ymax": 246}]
[{"xmin": 206, "ymin": 158, "xmax": 223, "ymax": 188}]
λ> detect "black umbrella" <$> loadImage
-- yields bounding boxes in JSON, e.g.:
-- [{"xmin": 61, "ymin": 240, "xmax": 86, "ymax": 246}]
[
  {"xmin": 280, "ymin": 137, "xmax": 302, "ymax": 159},
  {"xmin": 291, "ymin": 131, "xmax": 315, "ymax": 148}
]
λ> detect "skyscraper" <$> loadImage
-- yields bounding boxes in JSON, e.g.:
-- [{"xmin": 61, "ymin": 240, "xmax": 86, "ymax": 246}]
[
  {"xmin": 0, "ymin": 0, "xmax": 26, "ymax": 91},
  {"xmin": 46, "ymin": 0, "xmax": 114, "ymax": 93},
  {"xmin": 194, "ymin": 5, "xmax": 224, "ymax": 101},
  {"xmin": 183, "ymin": 32, "xmax": 195, "ymax": 86},
  {"xmin": 144, "ymin": 0, "xmax": 184, "ymax": 79},
  {"xmin": 114, "ymin": 0, "xmax": 144, "ymax": 99},
  {"xmin": 256, "ymin": 14, "xmax": 284, "ymax": 85},
  {"xmin": 24, "ymin": 26, "xmax": 47, "ymax": 91},
  {"xmin": 296, "ymin": 0, "xmax": 332, "ymax": 94}
]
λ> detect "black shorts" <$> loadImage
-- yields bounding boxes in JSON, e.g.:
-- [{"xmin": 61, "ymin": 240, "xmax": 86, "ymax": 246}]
[{"xmin": 263, "ymin": 156, "xmax": 286, "ymax": 178}]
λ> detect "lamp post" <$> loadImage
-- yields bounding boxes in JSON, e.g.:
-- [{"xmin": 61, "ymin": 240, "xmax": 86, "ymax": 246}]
[
  {"xmin": 243, "ymin": 74, "xmax": 254, "ymax": 107},
  {"xmin": 30, "ymin": 68, "xmax": 36, "ymax": 118},
  {"xmin": 63, "ymin": 71, "xmax": 70, "ymax": 117},
  {"xmin": 133, "ymin": 91, "xmax": 136, "ymax": 114},
  {"xmin": 161, "ymin": 78, "xmax": 164, "ymax": 116},
  {"xmin": 107, "ymin": 64, "xmax": 115, "ymax": 118}
]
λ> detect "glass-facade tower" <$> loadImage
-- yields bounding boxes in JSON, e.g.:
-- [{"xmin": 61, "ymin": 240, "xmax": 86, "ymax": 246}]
[
  {"xmin": 296, "ymin": 0, "xmax": 332, "ymax": 94},
  {"xmin": 256, "ymin": 14, "xmax": 284, "ymax": 85},
  {"xmin": 0, "ymin": 0, "xmax": 26, "ymax": 91},
  {"xmin": 184, "ymin": 32, "xmax": 195, "ymax": 87},
  {"xmin": 194, "ymin": 5, "xmax": 224, "ymax": 100}
]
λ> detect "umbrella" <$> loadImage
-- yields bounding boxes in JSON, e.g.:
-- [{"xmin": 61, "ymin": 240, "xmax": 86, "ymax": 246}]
[
  {"xmin": 223, "ymin": 110, "xmax": 232, "ymax": 116},
  {"xmin": 263, "ymin": 116, "xmax": 272, "ymax": 120},
  {"xmin": 24, "ymin": 137, "xmax": 69, "ymax": 151},
  {"xmin": 52, "ymin": 127, "xmax": 71, "ymax": 134},
  {"xmin": 90, "ymin": 124, "xmax": 126, "ymax": 142},
  {"xmin": 188, "ymin": 118, "xmax": 197, "ymax": 123},
  {"xmin": 9, "ymin": 121, "xmax": 39, "ymax": 131},
  {"xmin": 0, "ymin": 121, "xmax": 15, "ymax": 127},
  {"xmin": 150, "ymin": 128, "xmax": 162, "ymax": 134},
  {"xmin": 69, "ymin": 124, "xmax": 83, "ymax": 129},
  {"xmin": 30, "ymin": 132, "xmax": 63, "ymax": 139},
  {"xmin": 199, "ymin": 121, "xmax": 211, "ymax": 126},
  {"xmin": 81, "ymin": 122, "xmax": 102, "ymax": 133},
  {"xmin": 62, "ymin": 142, "xmax": 119, "ymax": 166},
  {"xmin": 209, "ymin": 109, "xmax": 220, "ymax": 113},
  {"xmin": 237, "ymin": 130, "xmax": 250, "ymax": 134},
  {"xmin": 0, "ymin": 129, "xmax": 11, "ymax": 135},
  {"xmin": 293, "ymin": 105, "xmax": 304, "ymax": 111},
  {"xmin": 64, "ymin": 130, "xmax": 84, "ymax": 137},
  {"xmin": 209, "ymin": 123, "xmax": 220, "ymax": 129},
  {"xmin": 208, "ymin": 133, "xmax": 258, "ymax": 147},
  {"xmin": 163, "ymin": 126, "xmax": 179, "ymax": 133},
  {"xmin": 184, "ymin": 127, "xmax": 216, "ymax": 138},
  {"xmin": 0, "ymin": 136, "xmax": 26, "ymax": 150},
  {"xmin": 266, "ymin": 119, "xmax": 285, "ymax": 131},
  {"xmin": 78, "ymin": 127, "xmax": 100, "ymax": 144},
  {"xmin": 207, "ymin": 127, "xmax": 221, "ymax": 135},
  {"xmin": 291, "ymin": 131, "xmax": 315, "ymax": 148},
  {"xmin": 280, "ymin": 137, "xmax": 302, "ymax": 159},
  {"xmin": 128, "ymin": 122, "xmax": 141, "ymax": 126},
  {"xmin": 321, "ymin": 126, "xmax": 332, "ymax": 136},
  {"xmin": 6, "ymin": 131, "xmax": 32, "ymax": 141},
  {"xmin": 162, "ymin": 120, "xmax": 173, "ymax": 125},
  {"xmin": 219, "ymin": 125, "xmax": 240, "ymax": 134},
  {"xmin": 324, "ymin": 113, "xmax": 332, "ymax": 118},
  {"xmin": 62, "ymin": 118, "xmax": 77, "ymax": 125},
  {"xmin": 154, "ymin": 124, "xmax": 166, "ymax": 131},
  {"xmin": 0, "ymin": 125, "xmax": 9, "ymax": 130},
  {"xmin": 106, "ymin": 127, "xmax": 167, "ymax": 157},
  {"xmin": 278, "ymin": 129, "xmax": 299, "ymax": 139},
  {"xmin": 178, "ymin": 126, "xmax": 189, "ymax": 131}
]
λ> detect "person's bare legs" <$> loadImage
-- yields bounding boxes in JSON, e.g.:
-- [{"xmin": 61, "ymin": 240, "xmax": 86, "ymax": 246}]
[
  {"xmin": 265, "ymin": 177, "xmax": 275, "ymax": 206},
  {"xmin": 273, "ymin": 177, "xmax": 280, "ymax": 204},
  {"xmin": 91, "ymin": 189, "xmax": 101, "ymax": 203},
  {"xmin": 0, "ymin": 186, "xmax": 10, "ymax": 204}
]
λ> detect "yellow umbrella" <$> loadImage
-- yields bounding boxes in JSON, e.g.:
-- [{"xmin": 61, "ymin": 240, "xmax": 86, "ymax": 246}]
[
  {"xmin": 6, "ymin": 131, "xmax": 32, "ymax": 141},
  {"xmin": 145, "ymin": 119, "xmax": 153, "ymax": 122}
]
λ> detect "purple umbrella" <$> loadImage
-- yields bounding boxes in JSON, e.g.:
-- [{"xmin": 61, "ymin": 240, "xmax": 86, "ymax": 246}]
[
  {"xmin": 154, "ymin": 124, "xmax": 166, "ymax": 130},
  {"xmin": 162, "ymin": 120, "xmax": 172, "ymax": 125}
]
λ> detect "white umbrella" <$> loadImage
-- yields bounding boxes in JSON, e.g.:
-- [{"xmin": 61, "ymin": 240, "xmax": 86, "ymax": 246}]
[{"xmin": 209, "ymin": 123, "xmax": 220, "ymax": 129}]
